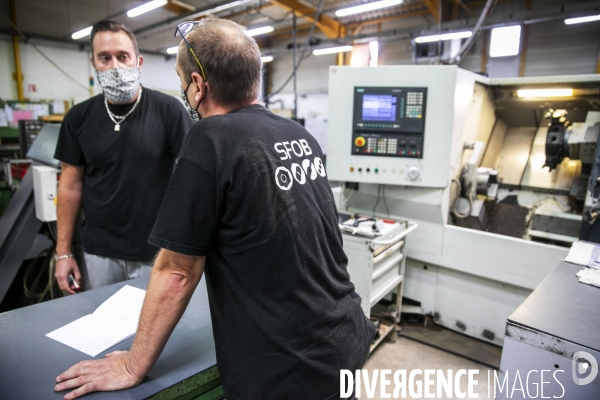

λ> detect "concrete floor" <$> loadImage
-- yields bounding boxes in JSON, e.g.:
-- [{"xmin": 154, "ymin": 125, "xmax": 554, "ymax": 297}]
[
  {"xmin": 358, "ymin": 336, "xmax": 497, "ymax": 399},
  {"xmin": 401, "ymin": 319, "xmax": 502, "ymax": 369}
]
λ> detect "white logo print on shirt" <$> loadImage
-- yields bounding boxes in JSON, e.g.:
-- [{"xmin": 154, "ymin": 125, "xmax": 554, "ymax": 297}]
[{"xmin": 273, "ymin": 139, "xmax": 326, "ymax": 191}]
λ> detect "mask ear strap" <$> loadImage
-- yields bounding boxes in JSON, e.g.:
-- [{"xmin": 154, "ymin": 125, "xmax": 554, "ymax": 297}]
[{"xmin": 194, "ymin": 82, "xmax": 202, "ymax": 114}]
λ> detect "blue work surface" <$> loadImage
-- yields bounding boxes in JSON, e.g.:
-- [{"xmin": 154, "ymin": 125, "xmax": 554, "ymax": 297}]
[{"xmin": 0, "ymin": 277, "xmax": 217, "ymax": 399}]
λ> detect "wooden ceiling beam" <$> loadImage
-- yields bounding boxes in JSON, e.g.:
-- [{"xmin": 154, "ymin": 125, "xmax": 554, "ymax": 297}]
[
  {"xmin": 455, "ymin": 0, "xmax": 473, "ymax": 16},
  {"xmin": 270, "ymin": 0, "xmax": 341, "ymax": 38},
  {"xmin": 216, "ymin": 4, "xmax": 278, "ymax": 20},
  {"xmin": 346, "ymin": 9, "xmax": 431, "ymax": 29},
  {"xmin": 164, "ymin": 0, "xmax": 196, "ymax": 14},
  {"xmin": 424, "ymin": 0, "xmax": 440, "ymax": 23}
]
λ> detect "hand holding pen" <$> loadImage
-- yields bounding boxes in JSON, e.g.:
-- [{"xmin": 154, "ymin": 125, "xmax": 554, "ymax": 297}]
[{"xmin": 68, "ymin": 274, "xmax": 82, "ymax": 293}]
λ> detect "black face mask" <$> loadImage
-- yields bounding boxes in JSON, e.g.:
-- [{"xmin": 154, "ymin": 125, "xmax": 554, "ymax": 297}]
[{"xmin": 180, "ymin": 80, "xmax": 201, "ymax": 122}]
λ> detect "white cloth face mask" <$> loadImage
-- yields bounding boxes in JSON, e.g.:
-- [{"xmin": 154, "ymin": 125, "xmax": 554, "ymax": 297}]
[{"xmin": 97, "ymin": 66, "xmax": 141, "ymax": 104}]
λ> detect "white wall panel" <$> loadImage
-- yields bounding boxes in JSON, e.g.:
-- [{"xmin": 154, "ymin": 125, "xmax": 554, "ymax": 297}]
[
  {"xmin": 0, "ymin": 38, "xmax": 182, "ymax": 103},
  {"xmin": 378, "ymin": 38, "xmax": 413, "ymax": 66},
  {"xmin": 458, "ymin": 35, "xmax": 484, "ymax": 74},
  {"xmin": 139, "ymin": 53, "xmax": 180, "ymax": 94},
  {"xmin": 269, "ymin": 50, "xmax": 335, "ymax": 95},
  {"xmin": 19, "ymin": 42, "xmax": 92, "ymax": 105},
  {"xmin": 0, "ymin": 39, "xmax": 17, "ymax": 100},
  {"xmin": 524, "ymin": 20, "xmax": 600, "ymax": 77}
]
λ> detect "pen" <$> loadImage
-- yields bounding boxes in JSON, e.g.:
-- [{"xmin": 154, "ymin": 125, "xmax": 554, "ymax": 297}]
[{"xmin": 68, "ymin": 274, "xmax": 82, "ymax": 292}]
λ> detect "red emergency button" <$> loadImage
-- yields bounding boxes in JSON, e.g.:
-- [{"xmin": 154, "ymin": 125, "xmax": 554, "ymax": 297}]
[{"xmin": 355, "ymin": 136, "xmax": 366, "ymax": 147}]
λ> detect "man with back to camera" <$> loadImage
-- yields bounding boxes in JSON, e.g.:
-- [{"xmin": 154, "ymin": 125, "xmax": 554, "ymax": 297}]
[
  {"xmin": 54, "ymin": 20, "xmax": 192, "ymax": 294},
  {"xmin": 54, "ymin": 18, "xmax": 376, "ymax": 399}
]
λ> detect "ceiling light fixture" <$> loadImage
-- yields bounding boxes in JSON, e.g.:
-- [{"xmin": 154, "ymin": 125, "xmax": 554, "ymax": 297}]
[
  {"xmin": 71, "ymin": 26, "xmax": 93, "ymax": 40},
  {"xmin": 127, "ymin": 0, "xmax": 168, "ymax": 18},
  {"xmin": 489, "ymin": 25, "xmax": 521, "ymax": 57},
  {"xmin": 245, "ymin": 26, "xmax": 274, "ymax": 37},
  {"xmin": 517, "ymin": 89, "xmax": 573, "ymax": 98},
  {"xmin": 261, "ymin": 55, "xmax": 274, "ymax": 63},
  {"xmin": 565, "ymin": 15, "xmax": 600, "ymax": 25},
  {"xmin": 190, "ymin": 0, "xmax": 252, "ymax": 18},
  {"xmin": 414, "ymin": 31, "xmax": 472, "ymax": 43},
  {"xmin": 167, "ymin": 46, "xmax": 179, "ymax": 54},
  {"xmin": 335, "ymin": 0, "xmax": 403, "ymax": 17},
  {"xmin": 212, "ymin": 0, "xmax": 248, "ymax": 13},
  {"xmin": 313, "ymin": 45, "xmax": 353, "ymax": 56}
]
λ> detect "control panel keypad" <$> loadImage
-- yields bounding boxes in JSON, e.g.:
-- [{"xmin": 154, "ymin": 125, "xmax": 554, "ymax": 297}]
[
  {"xmin": 352, "ymin": 87, "xmax": 427, "ymax": 159},
  {"xmin": 406, "ymin": 91, "xmax": 424, "ymax": 119}
]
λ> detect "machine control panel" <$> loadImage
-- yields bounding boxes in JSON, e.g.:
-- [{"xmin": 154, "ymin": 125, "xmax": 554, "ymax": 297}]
[{"xmin": 352, "ymin": 87, "xmax": 427, "ymax": 158}]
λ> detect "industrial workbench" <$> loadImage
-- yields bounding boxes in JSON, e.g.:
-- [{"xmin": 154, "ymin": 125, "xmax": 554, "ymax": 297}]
[
  {"xmin": 498, "ymin": 261, "xmax": 600, "ymax": 399},
  {"xmin": 0, "ymin": 277, "xmax": 222, "ymax": 399}
]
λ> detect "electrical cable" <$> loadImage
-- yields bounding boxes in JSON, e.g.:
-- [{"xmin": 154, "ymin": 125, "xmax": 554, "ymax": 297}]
[
  {"xmin": 449, "ymin": 0, "xmax": 498, "ymax": 65},
  {"xmin": 341, "ymin": 185, "xmax": 355, "ymax": 211},
  {"xmin": 22, "ymin": 246, "xmax": 57, "ymax": 303},
  {"xmin": 372, "ymin": 184, "xmax": 382, "ymax": 217},
  {"xmin": 353, "ymin": 217, "xmax": 375, "ymax": 227},
  {"xmin": 47, "ymin": 222, "xmax": 58, "ymax": 242},
  {"xmin": 3, "ymin": 15, "xmax": 89, "ymax": 92},
  {"xmin": 382, "ymin": 185, "xmax": 390, "ymax": 218},
  {"xmin": 263, "ymin": 0, "xmax": 326, "ymax": 102}
]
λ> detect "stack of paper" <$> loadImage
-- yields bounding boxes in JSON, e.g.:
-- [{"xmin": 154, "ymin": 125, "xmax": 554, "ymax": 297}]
[
  {"xmin": 46, "ymin": 285, "xmax": 146, "ymax": 357},
  {"xmin": 564, "ymin": 241, "xmax": 600, "ymax": 269},
  {"xmin": 576, "ymin": 268, "xmax": 600, "ymax": 288}
]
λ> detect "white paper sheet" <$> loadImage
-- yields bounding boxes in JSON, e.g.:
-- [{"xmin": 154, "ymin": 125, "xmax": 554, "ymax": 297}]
[
  {"xmin": 4, "ymin": 105, "xmax": 14, "ymax": 125},
  {"xmin": 576, "ymin": 268, "xmax": 600, "ymax": 288},
  {"xmin": 52, "ymin": 101, "xmax": 66, "ymax": 114},
  {"xmin": 0, "ymin": 110, "xmax": 7, "ymax": 127},
  {"xmin": 565, "ymin": 241, "xmax": 600, "ymax": 269},
  {"xmin": 25, "ymin": 103, "xmax": 50, "ymax": 119},
  {"xmin": 46, "ymin": 285, "xmax": 146, "ymax": 357}
]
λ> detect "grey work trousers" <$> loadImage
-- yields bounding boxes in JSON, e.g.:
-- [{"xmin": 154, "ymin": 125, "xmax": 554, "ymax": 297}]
[{"xmin": 84, "ymin": 252, "xmax": 153, "ymax": 290}]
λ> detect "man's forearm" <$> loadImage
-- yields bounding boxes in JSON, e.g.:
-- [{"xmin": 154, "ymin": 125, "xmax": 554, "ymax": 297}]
[
  {"xmin": 127, "ymin": 250, "xmax": 205, "ymax": 378},
  {"xmin": 56, "ymin": 187, "xmax": 82, "ymax": 254}
]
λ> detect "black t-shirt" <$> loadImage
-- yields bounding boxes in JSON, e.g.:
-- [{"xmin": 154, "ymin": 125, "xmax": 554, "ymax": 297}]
[
  {"xmin": 54, "ymin": 88, "xmax": 192, "ymax": 261},
  {"xmin": 149, "ymin": 105, "xmax": 376, "ymax": 399}
]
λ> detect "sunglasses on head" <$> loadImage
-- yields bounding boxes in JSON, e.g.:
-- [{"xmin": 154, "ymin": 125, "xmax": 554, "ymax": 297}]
[{"xmin": 174, "ymin": 21, "xmax": 207, "ymax": 82}]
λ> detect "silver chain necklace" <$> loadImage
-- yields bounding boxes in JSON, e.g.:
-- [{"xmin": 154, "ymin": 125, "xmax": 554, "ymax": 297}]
[{"xmin": 104, "ymin": 88, "xmax": 143, "ymax": 131}]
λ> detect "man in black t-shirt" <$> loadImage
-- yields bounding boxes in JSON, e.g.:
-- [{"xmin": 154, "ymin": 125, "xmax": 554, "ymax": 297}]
[
  {"xmin": 53, "ymin": 20, "xmax": 191, "ymax": 293},
  {"xmin": 55, "ymin": 18, "xmax": 375, "ymax": 400}
]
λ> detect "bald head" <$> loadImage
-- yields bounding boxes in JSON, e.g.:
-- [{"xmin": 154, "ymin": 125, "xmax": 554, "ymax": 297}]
[{"xmin": 177, "ymin": 18, "xmax": 262, "ymax": 108}]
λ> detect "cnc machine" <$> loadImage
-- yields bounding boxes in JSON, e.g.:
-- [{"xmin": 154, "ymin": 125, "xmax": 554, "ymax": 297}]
[{"xmin": 327, "ymin": 65, "xmax": 600, "ymax": 345}]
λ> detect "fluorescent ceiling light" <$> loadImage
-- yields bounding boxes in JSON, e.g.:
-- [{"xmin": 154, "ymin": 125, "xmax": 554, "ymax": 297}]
[
  {"xmin": 335, "ymin": 0, "xmax": 403, "ymax": 17},
  {"xmin": 517, "ymin": 89, "xmax": 573, "ymax": 98},
  {"xmin": 261, "ymin": 55, "xmax": 274, "ymax": 63},
  {"xmin": 167, "ymin": 46, "xmax": 179, "ymax": 54},
  {"xmin": 369, "ymin": 41, "xmax": 378, "ymax": 67},
  {"xmin": 245, "ymin": 26, "xmax": 274, "ymax": 37},
  {"xmin": 212, "ymin": 0, "xmax": 247, "ymax": 13},
  {"xmin": 414, "ymin": 31, "xmax": 472, "ymax": 43},
  {"xmin": 489, "ymin": 25, "xmax": 521, "ymax": 57},
  {"xmin": 565, "ymin": 15, "xmax": 600, "ymax": 24},
  {"xmin": 71, "ymin": 26, "xmax": 92, "ymax": 40},
  {"xmin": 127, "ymin": 0, "xmax": 168, "ymax": 18},
  {"xmin": 191, "ymin": 0, "xmax": 252, "ymax": 18},
  {"xmin": 313, "ymin": 45, "xmax": 353, "ymax": 56}
]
